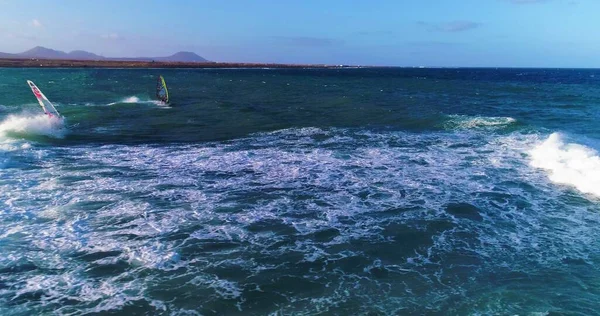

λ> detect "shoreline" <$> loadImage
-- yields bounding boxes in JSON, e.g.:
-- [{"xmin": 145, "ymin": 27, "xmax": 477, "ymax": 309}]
[{"xmin": 0, "ymin": 58, "xmax": 357, "ymax": 69}]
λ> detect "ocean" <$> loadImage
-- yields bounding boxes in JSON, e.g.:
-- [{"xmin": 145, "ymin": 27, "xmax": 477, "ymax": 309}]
[{"xmin": 0, "ymin": 67, "xmax": 599, "ymax": 315}]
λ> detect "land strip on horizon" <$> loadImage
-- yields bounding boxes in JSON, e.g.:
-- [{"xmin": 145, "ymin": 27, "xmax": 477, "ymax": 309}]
[{"xmin": 0, "ymin": 58, "xmax": 356, "ymax": 69}]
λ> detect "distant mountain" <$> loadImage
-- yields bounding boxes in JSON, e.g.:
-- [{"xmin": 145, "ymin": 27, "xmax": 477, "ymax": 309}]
[
  {"xmin": 0, "ymin": 46, "xmax": 209, "ymax": 62},
  {"xmin": 111, "ymin": 52, "xmax": 208, "ymax": 63},
  {"xmin": 20, "ymin": 46, "xmax": 69, "ymax": 59},
  {"xmin": 67, "ymin": 50, "xmax": 104, "ymax": 60},
  {"xmin": 156, "ymin": 52, "xmax": 207, "ymax": 62}
]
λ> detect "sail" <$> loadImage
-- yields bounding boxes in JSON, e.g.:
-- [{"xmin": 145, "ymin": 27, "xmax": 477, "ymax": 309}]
[
  {"xmin": 156, "ymin": 75, "xmax": 169, "ymax": 103},
  {"xmin": 27, "ymin": 80, "xmax": 61, "ymax": 118}
]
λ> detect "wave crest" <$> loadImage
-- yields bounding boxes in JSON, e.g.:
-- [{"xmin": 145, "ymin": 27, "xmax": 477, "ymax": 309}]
[
  {"xmin": 530, "ymin": 133, "xmax": 600, "ymax": 197},
  {"xmin": 445, "ymin": 115, "xmax": 517, "ymax": 130},
  {"xmin": 0, "ymin": 114, "xmax": 67, "ymax": 139}
]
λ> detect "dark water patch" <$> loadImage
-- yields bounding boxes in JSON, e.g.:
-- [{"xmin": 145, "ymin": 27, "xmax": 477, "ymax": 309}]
[
  {"xmin": 561, "ymin": 257, "xmax": 590, "ymax": 266},
  {"xmin": 236, "ymin": 287, "xmax": 290, "ymax": 314},
  {"xmin": 308, "ymin": 228, "xmax": 341, "ymax": 243},
  {"xmin": 0, "ymin": 261, "xmax": 38, "ymax": 274},
  {"xmin": 445, "ymin": 203, "xmax": 483, "ymax": 221},
  {"xmin": 246, "ymin": 219, "xmax": 298, "ymax": 235},
  {"xmin": 378, "ymin": 205, "xmax": 422, "ymax": 217},
  {"xmin": 84, "ymin": 260, "xmax": 131, "ymax": 277},
  {"xmin": 262, "ymin": 275, "xmax": 327, "ymax": 297},
  {"xmin": 8, "ymin": 290, "xmax": 45, "ymax": 306},
  {"xmin": 184, "ymin": 240, "xmax": 242, "ymax": 255},
  {"xmin": 381, "ymin": 224, "xmax": 436, "ymax": 257},
  {"xmin": 74, "ymin": 250, "xmax": 123, "ymax": 262}
]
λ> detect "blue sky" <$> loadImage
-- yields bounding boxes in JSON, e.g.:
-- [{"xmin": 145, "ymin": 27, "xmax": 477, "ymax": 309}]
[{"xmin": 0, "ymin": 0, "xmax": 598, "ymax": 67}]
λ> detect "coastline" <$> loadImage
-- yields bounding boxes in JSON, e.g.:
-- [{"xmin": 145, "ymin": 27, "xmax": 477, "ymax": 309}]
[{"xmin": 0, "ymin": 58, "xmax": 354, "ymax": 69}]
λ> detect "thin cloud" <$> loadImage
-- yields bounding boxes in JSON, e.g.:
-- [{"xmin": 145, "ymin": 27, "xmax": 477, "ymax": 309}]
[
  {"xmin": 6, "ymin": 32, "xmax": 37, "ymax": 40},
  {"xmin": 505, "ymin": 0, "xmax": 550, "ymax": 3},
  {"xmin": 417, "ymin": 21, "xmax": 481, "ymax": 33},
  {"xmin": 406, "ymin": 41, "xmax": 466, "ymax": 47},
  {"xmin": 31, "ymin": 19, "xmax": 42, "ymax": 28},
  {"xmin": 271, "ymin": 36, "xmax": 343, "ymax": 47},
  {"xmin": 101, "ymin": 33, "xmax": 122, "ymax": 40},
  {"xmin": 354, "ymin": 30, "xmax": 395, "ymax": 36},
  {"xmin": 504, "ymin": 0, "xmax": 579, "ymax": 6}
]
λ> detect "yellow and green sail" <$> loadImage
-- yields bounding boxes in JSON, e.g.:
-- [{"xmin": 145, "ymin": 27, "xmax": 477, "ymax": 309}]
[{"xmin": 156, "ymin": 75, "xmax": 169, "ymax": 103}]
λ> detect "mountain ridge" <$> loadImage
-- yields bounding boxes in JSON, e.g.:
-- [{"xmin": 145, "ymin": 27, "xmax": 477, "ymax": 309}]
[{"xmin": 0, "ymin": 46, "xmax": 209, "ymax": 62}]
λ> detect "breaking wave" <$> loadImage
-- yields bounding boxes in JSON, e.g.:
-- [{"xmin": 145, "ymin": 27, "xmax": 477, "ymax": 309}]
[
  {"xmin": 530, "ymin": 132, "xmax": 600, "ymax": 197},
  {"xmin": 445, "ymin": 115, "xmax": 517, "ymax": 130},
  {"xmin": 0, "ymin": 113, "xmax": 66, "ymax": 139}
]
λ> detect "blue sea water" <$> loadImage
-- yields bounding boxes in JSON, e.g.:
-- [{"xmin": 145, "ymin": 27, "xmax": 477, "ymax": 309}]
[{"xmin": 0, "ymin": 67, "xmax": 599, "ymax": 315}]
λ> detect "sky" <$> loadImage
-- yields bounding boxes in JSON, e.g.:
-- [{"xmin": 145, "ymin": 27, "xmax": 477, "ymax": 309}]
[{"xmin": 0, "ymin": 0, "xmax": 599, "ymax": 67}]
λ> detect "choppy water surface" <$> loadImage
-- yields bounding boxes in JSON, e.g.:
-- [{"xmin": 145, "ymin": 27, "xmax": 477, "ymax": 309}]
[{"xmin": 1, "ymin": 68, "xmax": 600, "ymax": 315}]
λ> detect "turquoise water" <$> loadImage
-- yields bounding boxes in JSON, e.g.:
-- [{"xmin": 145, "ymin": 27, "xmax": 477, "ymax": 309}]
[{"xmin": 1, "ymin": 68, "xmax": 600, "ymax": 314}]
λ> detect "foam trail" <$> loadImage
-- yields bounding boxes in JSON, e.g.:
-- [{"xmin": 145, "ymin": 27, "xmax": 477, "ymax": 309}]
[
  {"xmin": 123, "ymin": 96, "xmax": 141, "ymax": 103},
  {"xmin": 530, "ymin": 133, "xmax": 600, "ymax": 197},
  {"xmin": 109, "ymin": 96, "xmax": 165, "ymax": 106},
  {"xmin": 0, "ymin": 114, "xmax": 66, "ymax": 139}
]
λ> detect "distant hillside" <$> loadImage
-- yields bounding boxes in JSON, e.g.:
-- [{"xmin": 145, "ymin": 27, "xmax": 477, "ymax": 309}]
[
  {"xmin": 20, "ymin": 46, "xmax": 69, "ymax": 59},
  {"xmin": 0, "ymin": 46, "xmax": 209, "ymax": 62},
  {"xmin": 68, "ymin": 50, "xmax": 104, "ymax": 60},
  {"xmin": 111, "ymin": 52, "xmax": 208, "ymax": 63},
  {"xmin": 157, "ymin": 52, "xmax": 207, "ymax": 62}
]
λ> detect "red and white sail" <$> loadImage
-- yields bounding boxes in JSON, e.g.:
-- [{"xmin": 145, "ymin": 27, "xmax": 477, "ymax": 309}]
[{"xmin": 27, "ymin": 80, "xmax": 61, "ymax": 118}]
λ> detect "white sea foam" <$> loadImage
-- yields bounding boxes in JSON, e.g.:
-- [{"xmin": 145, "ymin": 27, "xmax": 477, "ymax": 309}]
[
  {"xmin": 530, "ymin": 133, "xmax": 600, "ymax": 197},
  {"xmin": 0, "ymin": 113, "xmax": 66, "ymax": 139},
  {"xmin": 108, "ymin": 96, "xmax": 139, "ymax": 105},
  {"xmin": 122, "ymin": 96, "xmax": 141, "ymax": 103},
  {"xmin": 109, "ymin": 96, "xmax": 164, "ymax": 106},
  {"xmin": 445, "ymin": 115, "xmax": 517, "ymax": 129},
  {"xmin": 2, "ymin": 127, "xmax": 600, "ymax": 314}
]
